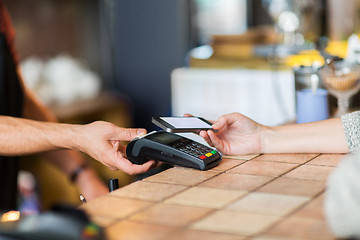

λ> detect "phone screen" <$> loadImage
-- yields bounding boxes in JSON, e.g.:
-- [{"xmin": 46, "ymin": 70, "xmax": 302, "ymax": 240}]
[{"xmin": 159, "ymin": 117, "xmax": 211, "ymax": 129}]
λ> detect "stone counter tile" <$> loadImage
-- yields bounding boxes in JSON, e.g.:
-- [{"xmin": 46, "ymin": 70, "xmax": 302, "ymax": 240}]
[
  {"xmin": 191, "ymin": 210, "xmax": 281, "ymax": 236},
  {"xmin": 164, "ymin": 229, "xmax": 246, "ymax": 240},
  {"xmin": 257, "ymin": 177, "xmax": 326, "ymax": 197},
  {"xmin": 250, "ymin": 236, "xmax": 291, "ymax": 240},
  {"xmin": 165, "ymin": 186, "xmax": 247, "ymax": 209},
  {"xmin": 226, "ymin": 192, "xmax": 310, "ymax": 217},
  {"xmin": 129, "ymin": 203, "xmax": 213, "ymax": 227},
  {"xmin": 253, "ymin": 153, "xmax": 319, "ymax": 164},
  {"xmin": 143, "ymin": 168, "xmax": 219, "ymax": 186},
  {"xmin": 106, "ymin": 221, "xmax": 176, "ymax": 240},
  {"xmin": 207, "ymin": 158, "xmax": 246, "ymax": 172},
  {"xmin": 199, "ymin": 173, "xmax": 274, "ymax": 191},
  {"xmin": 111, "ymin": 181, "xmax": 188, "ymax": 202},
  {"xmin": 306, "ymin": 154, "xmax": 346, "ymax": 167},
  {"xmin": 80, "ymin": 195, "xmax": 153, "ymax": 219},
  {"xmin": 222, "ymin": 154, "xmax": 260, "ymax": 160},
  {"xmin": 283, "ymin": 165, "xmax": 335, "ymax": 181},
  {"xmin": 173, "ymin": 158, "xmax": 245, "ymax": 172},
  {"xmin": 228, "ymin": 160, "xmax": 298, "ymax": 177},
  {"xmin": 263, "ymin": 216, "xmax": 335, "ymax": 240},
  {"xmin": 292, "ymin": 194, "xmax": 326, "ymax": 221}
]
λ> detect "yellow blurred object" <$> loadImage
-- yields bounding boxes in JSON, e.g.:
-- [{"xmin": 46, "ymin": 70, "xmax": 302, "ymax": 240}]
[
  {"xmin": 1, "ymin": 211, "xmax": 20, "ymax": 222},
  {"xmin": 285, "ymin": 51, "xmax": 325, "ymax": 67},
  {"xmin": 285, "ymin": 40, "xmax": 348, "ymax": 68},
  {"xmin": 326, "ymin": 40, "xmax": 348, "ymax": 59},
  {"xmin": 297, "ymin": 49, "xmax": 321, "ymax": 55}
]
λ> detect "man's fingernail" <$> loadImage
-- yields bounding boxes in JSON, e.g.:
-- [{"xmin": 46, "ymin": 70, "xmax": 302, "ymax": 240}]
[
  {"xmin": 137, "ymin": 129, "xmax": 147, "ymax": 136},
  {"xmin": 151, "ymin": 161, "xmax": 157, "ymax": 168}
]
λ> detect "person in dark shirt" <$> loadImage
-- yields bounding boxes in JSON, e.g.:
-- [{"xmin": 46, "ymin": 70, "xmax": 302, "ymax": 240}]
[{"xmin": 0, "ymin": 1, "xmax": 157, "ymax": 211}]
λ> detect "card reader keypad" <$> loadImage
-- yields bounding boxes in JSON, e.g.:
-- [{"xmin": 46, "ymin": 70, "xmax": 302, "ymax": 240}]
[{"xmin": 171, "ymin": 139, "xmax": 218, "ymax": 159}]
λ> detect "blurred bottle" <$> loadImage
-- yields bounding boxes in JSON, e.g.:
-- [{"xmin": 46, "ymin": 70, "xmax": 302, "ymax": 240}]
[
  {"xmin": 17, "ymin": 171, "xmax": 41, "ymax": 215},
  {"xmin": 294, "ymin": 65, "xmax": 329, "ymax": 123}
]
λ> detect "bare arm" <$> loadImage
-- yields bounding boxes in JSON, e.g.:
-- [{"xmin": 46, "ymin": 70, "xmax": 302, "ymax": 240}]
[
  {"xmin": 16, "ymin": 70, "xmax": 154, "ymax": 173},
  {"xmin": 0, "ymin": 115, "xmax": 111, "ymax": 200},
  {"xmin": 262, "ymin": 118, "xmax": 348, "ymax": 153},
  {"xmin": 200, "ymin": 112, "xmax": 349, "ymax": 155},
  {"xmin": 0, "ymin": 115, "xmax": 81, "ymax": 155},
  {"xmin": 0, "ymin": 71, "xmax": 155, "ymax": 200},
  {"xmin": 22, "ymin": 91, "xmax": 92, "ymax": 176},
  {"xmin": 0, "ymin": 115, "xmax": 153, "ymax": 170}
]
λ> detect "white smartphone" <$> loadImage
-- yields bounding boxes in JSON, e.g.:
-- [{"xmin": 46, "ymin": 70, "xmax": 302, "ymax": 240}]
[{"xmin": 152, "ymin": 116, "xmax": 213, "ymax": 133}]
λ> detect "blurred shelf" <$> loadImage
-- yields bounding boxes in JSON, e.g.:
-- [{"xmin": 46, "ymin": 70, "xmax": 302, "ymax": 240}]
[{"xmin": 49, "ymin": 91, "xmax": 132, "ymax": 127}]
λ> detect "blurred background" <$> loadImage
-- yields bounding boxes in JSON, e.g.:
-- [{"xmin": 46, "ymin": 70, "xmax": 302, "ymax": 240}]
[{"xmin": 4, "ymin": 0, "xmax": 360, "ymax": 207}]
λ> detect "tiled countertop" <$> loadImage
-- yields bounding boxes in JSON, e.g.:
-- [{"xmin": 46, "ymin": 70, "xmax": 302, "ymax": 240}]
[{"xmin": 81, "ymin": 153, "xmax": 345, "ymax": 240}]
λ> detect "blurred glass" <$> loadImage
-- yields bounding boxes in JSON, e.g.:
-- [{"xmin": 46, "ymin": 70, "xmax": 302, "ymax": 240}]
[{"xmin": 318, "ymin": 58, "xmax": 360, "ymax": 116}]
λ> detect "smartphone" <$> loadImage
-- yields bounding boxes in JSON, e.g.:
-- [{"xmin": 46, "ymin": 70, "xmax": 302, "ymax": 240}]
[{"xmin": 152, "ymin": 116, "xmax": 213, "ymax": 133}]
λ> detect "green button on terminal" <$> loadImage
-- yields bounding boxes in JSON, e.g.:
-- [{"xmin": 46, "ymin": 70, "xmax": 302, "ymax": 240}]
[{"xmin": 211, "ymin": 150, "xmax": 217, "ymax": 154}]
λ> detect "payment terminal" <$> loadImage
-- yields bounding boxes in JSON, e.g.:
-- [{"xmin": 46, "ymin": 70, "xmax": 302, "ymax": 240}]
[{"xmin": 126, "ymin": 131, "xmax": 221, "ymax": 170}]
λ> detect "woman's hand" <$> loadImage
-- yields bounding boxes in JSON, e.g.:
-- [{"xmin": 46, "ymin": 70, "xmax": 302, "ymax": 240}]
[{"xmin": 198, "ymin": 113, "xmax": 264, "ymax": 155}]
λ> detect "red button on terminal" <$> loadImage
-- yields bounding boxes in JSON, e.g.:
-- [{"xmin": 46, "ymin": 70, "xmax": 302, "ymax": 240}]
[{"xmin": 199, "ymin": 155, "xmax": 206, "ymax": 159}]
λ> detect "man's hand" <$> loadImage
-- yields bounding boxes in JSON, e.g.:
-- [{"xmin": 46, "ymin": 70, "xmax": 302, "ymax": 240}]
[{"xmin": 76, "ymin": 121, "xmax": 158, "ymax": 175}]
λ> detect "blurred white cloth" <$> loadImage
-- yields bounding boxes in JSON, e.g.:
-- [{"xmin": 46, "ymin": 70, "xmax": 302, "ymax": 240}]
[
  {"xmin": 171, "ymin": 68, "xmax": 295, "ymax": 126},
  {"xmin": 20, "ymin": 54, "xmax": 101, "ymax": 106},
  {"xmin": 325, "ymin": 153, "xmax": 360, "ymax": 238}
]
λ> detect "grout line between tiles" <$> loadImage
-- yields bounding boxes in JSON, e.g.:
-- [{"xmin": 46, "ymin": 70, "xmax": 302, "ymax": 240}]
[
  {"xmin": 110, "ymin": 180, "xmax": 192, "ymax": 201},
  {"xmin": 101, "ymin": 153, "xmax": 325, "ymax": 237},
  {"xmin": 187, "ymin": 153, "xmax": 326, "ymax": 238},
  {"xmin": 247, "ymin": 153, "xmax": 322, "ymax": 192},
  {"xmin": 248, "ymin": 189, "xmax": 328, "ymax": 238},
  {"xmin": 141, "ymin": 154, "xmax": 324, "ymax": 233},
  {"xmin": 126, "ymin": 204, "xmax": 217, "ymax": 230},
  {"xmin": 252, "ymin": 153, "xmax": 321, "ymax": 164},
  {"xmin": 207, "ymin": 159, "xmax": 250, "ymax": 173}
]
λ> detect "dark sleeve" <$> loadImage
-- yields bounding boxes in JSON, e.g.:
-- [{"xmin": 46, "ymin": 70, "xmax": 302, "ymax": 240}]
[{"xmin": 0, "ymin": 32, "xmax": 24, "ymax": 211}]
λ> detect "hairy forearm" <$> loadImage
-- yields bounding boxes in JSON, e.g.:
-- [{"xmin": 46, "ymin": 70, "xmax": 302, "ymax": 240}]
[
  {"xmin": 20, "ymin": 80, "xmax": 90, "ymax": 176},
  {"xmin": 0, "ymin": 116, "xmax": 80, "ymax": 156},
  {"xmin": 19, "ymin": 85, "xmax": 106, "ymax": 195},
  {"xmin": 262, "ymin": 118, "xmax": 349, "ymax": 153},
  {"xmin": 0, "ymin": 114, "xmax": 108, "ymax": 198}
]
